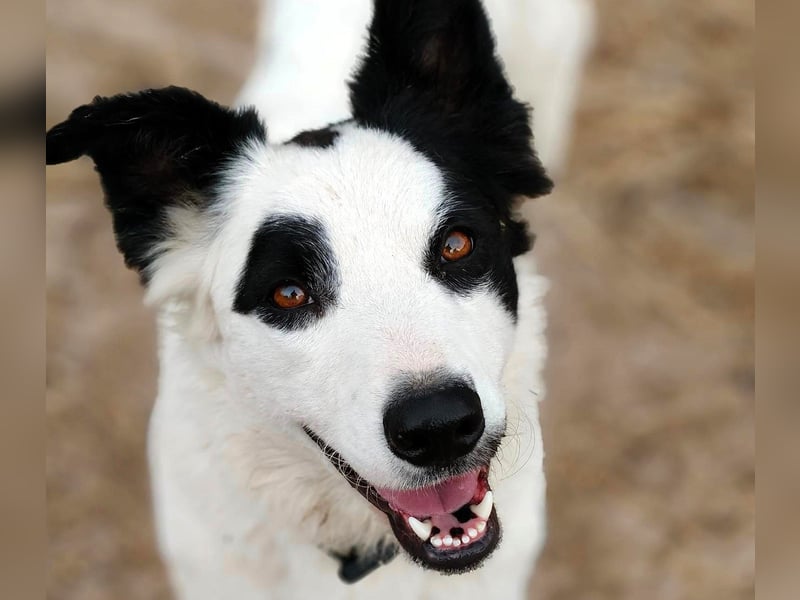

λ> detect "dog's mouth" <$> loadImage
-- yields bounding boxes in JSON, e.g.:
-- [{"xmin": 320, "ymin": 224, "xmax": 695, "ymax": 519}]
[{"xmin": 305, "ymin": 429, "xmax": 500, "ymax": 573}]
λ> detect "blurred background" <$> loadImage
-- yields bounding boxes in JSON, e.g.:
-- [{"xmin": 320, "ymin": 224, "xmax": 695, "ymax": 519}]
[
  {"xmin": 45, "ymin": 1, "xmax": 754, "ymax": 598},
  {"xmin": 1, "ymin": 0, "xmax": 43, "ymax": 596}
]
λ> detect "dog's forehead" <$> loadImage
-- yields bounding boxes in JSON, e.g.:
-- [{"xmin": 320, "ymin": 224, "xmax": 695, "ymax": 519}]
[{"xmin": 222, "ymin": 124, "xmax": 448, "ymax": 262}]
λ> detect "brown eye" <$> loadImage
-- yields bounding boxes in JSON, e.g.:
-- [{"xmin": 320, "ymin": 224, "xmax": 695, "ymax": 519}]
[
  {"xmin": 441, "ymin": 229, "xmax": 473, "ymax": 262},
  {"xmin": 272, "ymin": 282, "xmax": 312, "ymax": 309}
]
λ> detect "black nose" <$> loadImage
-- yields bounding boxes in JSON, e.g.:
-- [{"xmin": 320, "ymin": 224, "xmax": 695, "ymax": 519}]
[{"xmin": 383, "ymin": 384, "xmax": 485, "ymax": 467}]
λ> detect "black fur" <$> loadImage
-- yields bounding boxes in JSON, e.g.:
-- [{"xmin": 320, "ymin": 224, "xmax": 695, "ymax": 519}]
[
  {"xmin": 350, "ymin": 0, "xmax": 550, "ymax": 315},
  {"xmin": 288, "ymin": 126, "xmax": 340, "ymax": 149},
  {"xmin": 427, "ymin": 194, "xmax": 521, "ymax": 316},
  {"xmin": 234, "ymin": 215, "xmax": 340, "ymax": 330},
  {"xmin": 349, "ymin": 0, "xmax": 551, "ymax": 204},
  {"xmin": 331, "ymin": 540, "xmax": 398, "ymax": 584},
  {"xmin": 45, "ymin": 86, "xmax": 266, "ymax": 282}
]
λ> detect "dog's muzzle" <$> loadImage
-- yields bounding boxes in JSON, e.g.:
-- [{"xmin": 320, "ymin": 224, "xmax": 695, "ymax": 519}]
[{"xmin": 304, "ymin": 427, "xmax": 502, "ymax": 576}]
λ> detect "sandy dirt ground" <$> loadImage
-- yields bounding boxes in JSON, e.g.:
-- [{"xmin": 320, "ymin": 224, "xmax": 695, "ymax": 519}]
[{"xmin": 45, "ymin": 1, "xmax": 754, "ymax": 598}]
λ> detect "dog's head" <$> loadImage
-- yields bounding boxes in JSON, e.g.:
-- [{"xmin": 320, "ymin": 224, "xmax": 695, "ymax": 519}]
[{"xmin": 46, "ymin": 0, "xmax": 551, "ymax": 574}]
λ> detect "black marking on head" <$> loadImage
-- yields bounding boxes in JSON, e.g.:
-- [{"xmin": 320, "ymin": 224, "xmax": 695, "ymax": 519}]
[
  {"xmin": 427, "ymin": 189, "xmax": 522, "ymax": 316},
  {"xmin": 234, "ymin": 215, "xmax": 339, "ymax": 331},
  {"xmin": 288, "ymin": 127, "xmax": 340, "ymax": 149},
  {"xmin": 45, "ymin": 86, "xmax": 266, "ymax": 282},
  {"xmin": 349, "ymin": 0, "xmax": 552, "ymax": 286}
]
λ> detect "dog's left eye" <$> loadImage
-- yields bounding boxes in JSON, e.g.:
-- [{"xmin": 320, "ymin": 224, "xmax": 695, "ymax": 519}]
[
  {"xmin": 441, "ymin": 229, "xmax": 474, "ymax": 262},
  {"xmin": 271, "ymin": 282, "xmax": 313, "ymax": 310}
]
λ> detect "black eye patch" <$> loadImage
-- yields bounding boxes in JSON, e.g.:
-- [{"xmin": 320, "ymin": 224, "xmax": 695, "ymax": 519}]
[
  {"xmin": 426, "ymin": 196, "xmax": 523, "ymax": 319},
  {"xmin": 234, "ymin": 215, "xmax": 339, "ymax": 330}
]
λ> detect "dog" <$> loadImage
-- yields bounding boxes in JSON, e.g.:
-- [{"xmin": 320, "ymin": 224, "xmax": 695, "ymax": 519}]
[{"xmin": 46, "ymin": 0, "xmax": 593, "ymax": 597}]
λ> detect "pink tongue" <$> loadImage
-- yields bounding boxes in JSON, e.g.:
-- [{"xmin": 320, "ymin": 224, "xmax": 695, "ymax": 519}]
[{"xmin": 376, "ymin": 470, "xmax": 479, "ymax": 517}]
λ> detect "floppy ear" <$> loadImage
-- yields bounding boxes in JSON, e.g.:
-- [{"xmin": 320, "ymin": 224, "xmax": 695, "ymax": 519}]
[
  {"xmin": 46, "ymin": 86, "xmax": 266, "ymax": 283},
  {"xmin": 349, "ymin": 0, "xmax": 552, "ymax": 202}
]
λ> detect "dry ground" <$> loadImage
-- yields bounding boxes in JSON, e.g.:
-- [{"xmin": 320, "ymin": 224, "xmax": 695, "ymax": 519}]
[{"xmin": 46, "ymin": 1, "xmax": 754, "ymax": 598}]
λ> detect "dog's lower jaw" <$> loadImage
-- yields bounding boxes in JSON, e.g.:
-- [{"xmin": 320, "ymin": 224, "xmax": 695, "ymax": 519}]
[{"xmin": 303, "ymin": 428, "xmax": 503, "ymax": 574}]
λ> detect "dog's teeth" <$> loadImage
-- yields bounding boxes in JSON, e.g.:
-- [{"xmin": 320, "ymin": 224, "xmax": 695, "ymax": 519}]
[
  {"xmin": 452, "ymin": 537, "xmax": 461, "ymax": 547},
  {"xmin": 467, "ymin": 527, "xmax": 478, "ymax": 538},
  {"xmin": 430, "ymin": 535, "xmax": 443, "ymax": 548},
  {"xmin": 461, "ymin": 534, "xmax": 471, "ymax": 544},
  {"xmin": 469, "ymin": 490, "xmax": 493, "ymax": 520},
  {"xmin": 407, "ymin": 516, "xmax": 433, "ymax": 541},
  {"xmin": 476, "ymin": 520, "xmax": 486, "ymax": 532},
  {"xmin": 443, "ymin": 535, "xmax": 453, "ymax": 546}
]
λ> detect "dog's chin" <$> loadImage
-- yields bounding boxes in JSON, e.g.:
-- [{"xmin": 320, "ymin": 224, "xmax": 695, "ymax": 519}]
[{"xmin": 304, "ymin": 429, "xmax": 501, "ymax": 573}]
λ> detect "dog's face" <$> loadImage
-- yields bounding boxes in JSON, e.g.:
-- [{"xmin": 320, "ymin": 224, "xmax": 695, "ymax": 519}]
[
  {"xmin": 46, "ymin": 0, "xmax": 551, "ymax": 574},
  {"xmin": 215, "ymin": 122, "xmax": 518, "ymax": 481}
]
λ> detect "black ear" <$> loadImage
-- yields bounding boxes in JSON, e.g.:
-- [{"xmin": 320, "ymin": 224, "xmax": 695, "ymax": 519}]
[
  {"xmin": 46, "ymin": 86, "xmax": 266, "ymax": 281},
  {"xmin": 349, "ymin": 0, "xmax": 552, "ymax": 202},
  {"xmin": 350, "ymin": 0, "xmax": 502, "ymax": 115}
]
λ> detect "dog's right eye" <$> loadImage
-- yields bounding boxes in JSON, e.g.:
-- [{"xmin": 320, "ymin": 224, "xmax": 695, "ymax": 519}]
[{"xmin": 271, "ymin": 282, "xmax": 313, "ymax": 310}]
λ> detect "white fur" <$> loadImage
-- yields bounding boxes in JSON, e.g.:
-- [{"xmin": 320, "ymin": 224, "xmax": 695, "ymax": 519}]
[
  {"xmin": 146, "ymin": 1, "xmax": 593, "ymax": 598},
  {"xmin": 149, "ymin": 257, "xmax": 547, "ymax": 599}
]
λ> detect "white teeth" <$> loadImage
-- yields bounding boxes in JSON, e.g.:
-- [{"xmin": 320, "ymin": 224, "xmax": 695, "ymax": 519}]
[
  {"xmin": 470, "ymin": 490, "xmax": 494, "ymax": 520},
  {"xmin": 430, "ymin": 535, "xmax": 443, "ymax": 548},
  {"xmin": 467, "ymin": 527, "xmax": 478, "ymax": 538},
  {"xmin": 443, "ymin": 535, "xmax": 453, "ymax": 546},
  {"xmin": 476, "ymin": 520, "xmax": 486, "ymax": 532},
  {"xmin": 461, "ymin": 534, "xmax": 471, "ymax": 544},
  {"xmin": 452, "ymin": 538, "xmax": 461, "ymax": 547},
  {"xmin": 407, "ymin": 516, "xmax": 433, "ymax": 541}
]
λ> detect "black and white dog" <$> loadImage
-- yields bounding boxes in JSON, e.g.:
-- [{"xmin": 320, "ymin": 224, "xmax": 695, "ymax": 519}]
[{"xmin": 46, "ymin": 0, "xmax": 592, "ymax": 597}]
